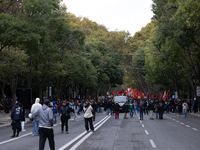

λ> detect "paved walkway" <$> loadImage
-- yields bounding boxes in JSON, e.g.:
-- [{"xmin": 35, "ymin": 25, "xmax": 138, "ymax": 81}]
[{"xmin": 0, "ymin": 111, "xmax": 12, "ymax": 128}]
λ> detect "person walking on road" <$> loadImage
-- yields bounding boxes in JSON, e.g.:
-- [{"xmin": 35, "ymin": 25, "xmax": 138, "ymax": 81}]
[
  {"xmin": 91, "ymin": 100, "xmax": 97, "ymax": 121},
  {"xmin": 114, "ymin": 101, "xmax": 120, "ymax": 119},
  {"xmin": 139, "ymin": 101, "xmax": 144, "ymax": 120},
  {"xmin": 31, "ymin": 98, "xmax": 42, "ymax": 136},
  {"xmin": 182, "ymin": 100, "xmax": 188, "ymax": 118},
  {"xmin": 32, "ymin": 99, "xmax": 55, "ymax": 150},
  {"xmin": 20, "ymin": 104, "xmax": 26, "ymax": 131},
  {"xmin": 52, "ymin": 101, "xmax": 57, "ymax": 124},
  {"xmin": 59, "ymin": 101, "xmax": 71, "ymax": 134},
  {"xmin": 123, "ymin": 101, "xmax": 129, "ymax": 119},
  {"xmin": 73, "ymin": 100, "xmax": 79, "ymax": 121},
  {"xmin": 149, "ymin": 100, "xmax": 154, "ymax": 120},
  {"xmin": 10, "ymin": 101, "xmax": 23, "ymax": 138},
  {"xmin": 83, "ymin": 101, "xmax": 94, "ymax": 132},
  {"xmin": 129, "ymin": 101, "xmax": 134, "ymax": 118}
]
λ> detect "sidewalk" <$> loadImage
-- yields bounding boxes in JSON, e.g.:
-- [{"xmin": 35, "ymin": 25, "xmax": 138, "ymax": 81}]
[
  {"xmin": 0, "ymin": 111, "xmax": 12, "ymax": 128},
  {"xmin": 189, "ymin": 112, "xmax": 200, "ymax": 117}
]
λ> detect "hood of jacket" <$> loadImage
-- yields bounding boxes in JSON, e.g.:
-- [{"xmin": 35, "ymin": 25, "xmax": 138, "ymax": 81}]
[
  {"xmin": 35, "ymin": 98, "xmax": 40, "ymax": 104},
  {"xmin": 42, "ymin": 104, "xmax": 49, "ymax": 110}
]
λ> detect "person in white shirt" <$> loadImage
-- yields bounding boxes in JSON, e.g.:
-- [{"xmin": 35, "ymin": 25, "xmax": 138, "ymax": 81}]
[
  {"xmin": 83, "ymin": 101, "xmax": 94, "ymax": 132},
  {"xmin": 31, "ymin": 98, "xmax": 42, "ymax": 136},
  {"xmin": 182, "ymin": 100, "xmax": 188, "ymax": 118}
]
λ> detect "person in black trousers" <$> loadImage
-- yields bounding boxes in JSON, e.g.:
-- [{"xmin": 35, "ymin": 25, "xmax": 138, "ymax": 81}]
[{"xmin": 59, "ymin": 101, "xmax": 71, "ymax": 134}]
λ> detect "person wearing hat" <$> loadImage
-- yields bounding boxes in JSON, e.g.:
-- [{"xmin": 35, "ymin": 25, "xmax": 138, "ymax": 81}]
[
  {"xmin": 32, "ymin": 99, "xmax": 55, "ymax": 150},
  {"xmin": 10, "ymin": 101, "xmax": 23, "ymax": 138},
  {"xmin": 59, "ymin": 100, "xmax": 71, "ymax": 134}
]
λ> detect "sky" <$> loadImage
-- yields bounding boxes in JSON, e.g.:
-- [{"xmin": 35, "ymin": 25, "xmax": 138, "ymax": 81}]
[{"xmin": 62, "ymin": 0, "xmax": 154, "ymax": 36}]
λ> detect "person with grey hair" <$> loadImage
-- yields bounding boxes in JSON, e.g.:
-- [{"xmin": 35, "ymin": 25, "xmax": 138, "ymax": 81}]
[{"xmin": 32, "ymin": 99, "xmax": 55, "ymax": 150}]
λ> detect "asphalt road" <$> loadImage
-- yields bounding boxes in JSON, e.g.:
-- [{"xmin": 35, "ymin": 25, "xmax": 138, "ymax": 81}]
[{"xmin": 0, "ymin": 112, "xmax": 200, "ymax": 150}]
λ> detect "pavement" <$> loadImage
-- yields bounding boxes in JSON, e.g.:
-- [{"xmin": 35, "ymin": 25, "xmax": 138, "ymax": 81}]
[{"xmin": 0, "ymin": 111, "xmax": 12, "ymax": 128}]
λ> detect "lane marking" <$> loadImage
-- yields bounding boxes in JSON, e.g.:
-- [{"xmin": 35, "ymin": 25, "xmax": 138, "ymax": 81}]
[
  {"xmin": 192, "ymin": 128, "xmax": 198, "ymax": 131},
  {"xmin": 140, "ymin": 120, "xmax": 142, "ymax": 123},
  {"xmin": 185, "ymin": 125, "xmax": 190, "ymax": 127},
  {"xmin": 69, "ymin": 116, "xmax": 111, "ymax": 150},
  {"xmin": 176, "ymin": 121, "xmax": 179, "ymax": 123},
  {"xmin": 150, "ymin": 139, "xmax": 156, "ymax": 148},
  {"xmin": 0, "ymin": 132, "xmax": 32, "ymax": 145},
  {"xmin": 58, "ymin": 116, "xmax": 109, "ymax": 150},
  {"xmin": 180, "ymin": 122, "xmax": 184, "ymax": 125},
  {"xmin": 142, "ymin": 124, "xmax": 145, "ymax": 128},
  {"xmin": 145, "ymin": 130, "xmax": 149, "ymax": 135},
  {"xmin": 172, "ymin": 119, "xmax": 175, "ymax": 121}
]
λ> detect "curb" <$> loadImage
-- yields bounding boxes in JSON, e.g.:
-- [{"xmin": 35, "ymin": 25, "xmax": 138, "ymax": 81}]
[{"xmin": 0, "ymin": 123, "xmax": 11, "ymax": 128}]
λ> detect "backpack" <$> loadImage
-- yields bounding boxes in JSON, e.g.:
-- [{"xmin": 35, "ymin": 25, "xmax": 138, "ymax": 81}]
[{"xmin": 53, "ymin": 104, "xmax": 57, "ymax": 113}]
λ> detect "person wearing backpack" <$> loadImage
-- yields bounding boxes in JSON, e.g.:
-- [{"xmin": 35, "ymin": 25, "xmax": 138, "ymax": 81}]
[
  {"xmin": 52, "ymin": 101, "xmax": 57, "ymax": 124},
  {"xmin": 10, "ymin": 101, "xmax": 23, "ymax": 138}
]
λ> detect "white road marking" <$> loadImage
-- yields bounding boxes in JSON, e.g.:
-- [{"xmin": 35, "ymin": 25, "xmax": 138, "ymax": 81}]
[
  {"xmin": 142, "ymin": 124, "xmax": 145, "ymax": 128},
  {"xmin": 145, "ymin": 130, "xmax": 149, "ymax": 135},
  {"xmin": 180, "ymin": 122, "xmax": 184, "ymax": 125},
  {"xmin": 140, "ymin": 120, "xmax": 142, "ymax": 123},
  {"xmin": 58, "ymin": 116, "xmax": 110, "ymax": 150},
  {"xmin": 0, "ymin": 132, "xmax": 32, "ymax": 145},
  {"xmin": 150, "ymin": 139, "xmax": 156, "ymax": 148},
  {"xmin": 69, "ymin": 116, "xmax": 111, "ymax": 150},
  {"xmin": 176, "ymin": 121, "xmax": 179, "ymax": 123},
  {"xmin": 172, "ymin": 119, "xmax": 175, "ymax": 121},
  {"xmin": 185, "ymin": 125, "xmax": 190, "ymax": 127},
  {"xmin": 192, "ymin": 128, "xmax": 198, "ymax": 131}
]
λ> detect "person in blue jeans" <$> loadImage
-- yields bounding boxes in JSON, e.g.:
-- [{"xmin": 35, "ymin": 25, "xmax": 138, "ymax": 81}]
[
  {"xmin": 182, "ymin": 100, "xmax": 188, "ymax": 118},
  {"xmin": 31, "ymin": 98, "xmax": 42, "ymax": 136},
  {"xmin": 139, "ymin": 101, "xmax": 144, "ymax": 120},
  {"xmin": 52, "ymin": 101, "xmax": 57, "ymax": 123}
]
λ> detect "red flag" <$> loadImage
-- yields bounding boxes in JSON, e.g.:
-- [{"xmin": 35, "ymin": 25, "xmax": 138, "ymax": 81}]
[
  {"xmin": 147, "ymin": 91, "xmax": 149, "ymax": 99},
  {"xmin": 156, "ymin": 94, "xmax": 158, "ymax": 99},
  {"xmin": 166, "ymin": 89, "xmax": 170, "ymax": 99},
  {"xmin": 153, "ymin": 92, "xmax": 155, "ymax": 99},
  {"xmin": 112, "ymin": 91, "xmax": 115, "ymax": 97},
  {"xmin": 163, "ymin": 91, "xmax": 166, "ymax": 99}
]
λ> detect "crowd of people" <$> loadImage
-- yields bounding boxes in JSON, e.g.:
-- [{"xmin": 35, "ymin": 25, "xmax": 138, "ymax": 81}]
[{"xmin": 8, "ymin": 96, "xmax": 199, "ymax": 150}]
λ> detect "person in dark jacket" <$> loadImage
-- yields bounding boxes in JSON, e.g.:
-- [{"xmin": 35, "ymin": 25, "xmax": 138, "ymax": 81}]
[
  {"xmin": 91, "ymin": 101, "xmax": 97, "ymax": 121},
  {"xmin": 149, "ymin": 100, "xmax": 154, "ymax": 120},
  {"xmin": 123, "ymin": 101, "xmax": 129, "ymax": 119},
  {"xmin": 59, "ymin": 101, "xmax": 70, "ymax": 134},
  {"xmin": 158, "ymin": 101, "xmax": 164, "ymax": 119},
  {"xmin": 139, "ymin": 101, "xmax": 144, "ymax": 120},
  {"xmin": 114, "ymin": 102, "xmax": 120, "ymax": 119},
  {"xmin": 20, "ymin": 103, "xmax": 26, "ymax": 131},
  {"xmin": 10, "ymin": 101, "xmax": 23, "ymax": 138}
]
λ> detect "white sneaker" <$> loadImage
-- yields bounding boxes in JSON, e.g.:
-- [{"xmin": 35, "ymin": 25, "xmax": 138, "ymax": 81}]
[{"xmin": 22, "ymin": 129, "xmax": 26, "ymax": 131}]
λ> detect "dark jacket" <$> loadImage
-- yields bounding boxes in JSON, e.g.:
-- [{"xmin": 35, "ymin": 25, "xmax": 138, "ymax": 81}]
[
  {"xmin": 60, "ymin": 105, "xmax": 70, "ymax": 118},
  {"xmin": 139, "ymin": 103, "xmax": 144, "ymax": 111},
  {"xmin": 148, "ymin": 102, "xmax": 154, "ymax": 110},
  {"xmin": 11, "ymin": 106, "xmax": 22, "ymax": 121},
  {"xmin": 114, "ymin": 103, "xmax": 120, "ymax": 111}
]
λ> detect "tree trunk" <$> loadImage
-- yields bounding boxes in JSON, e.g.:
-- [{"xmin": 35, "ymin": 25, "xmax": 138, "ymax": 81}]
[
  {"xmin": 10, "ymin": 75, "xmax": 18, "ymax": 108},
  {"xmin": 0, "ymin": 80, "xmax": 5, "ymax": 110}
]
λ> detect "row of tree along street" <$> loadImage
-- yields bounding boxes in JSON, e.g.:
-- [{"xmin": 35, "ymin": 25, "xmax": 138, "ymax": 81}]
[{"xmin": 1, "ymin": 0, "xmax": 200, "ymax": 108}]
